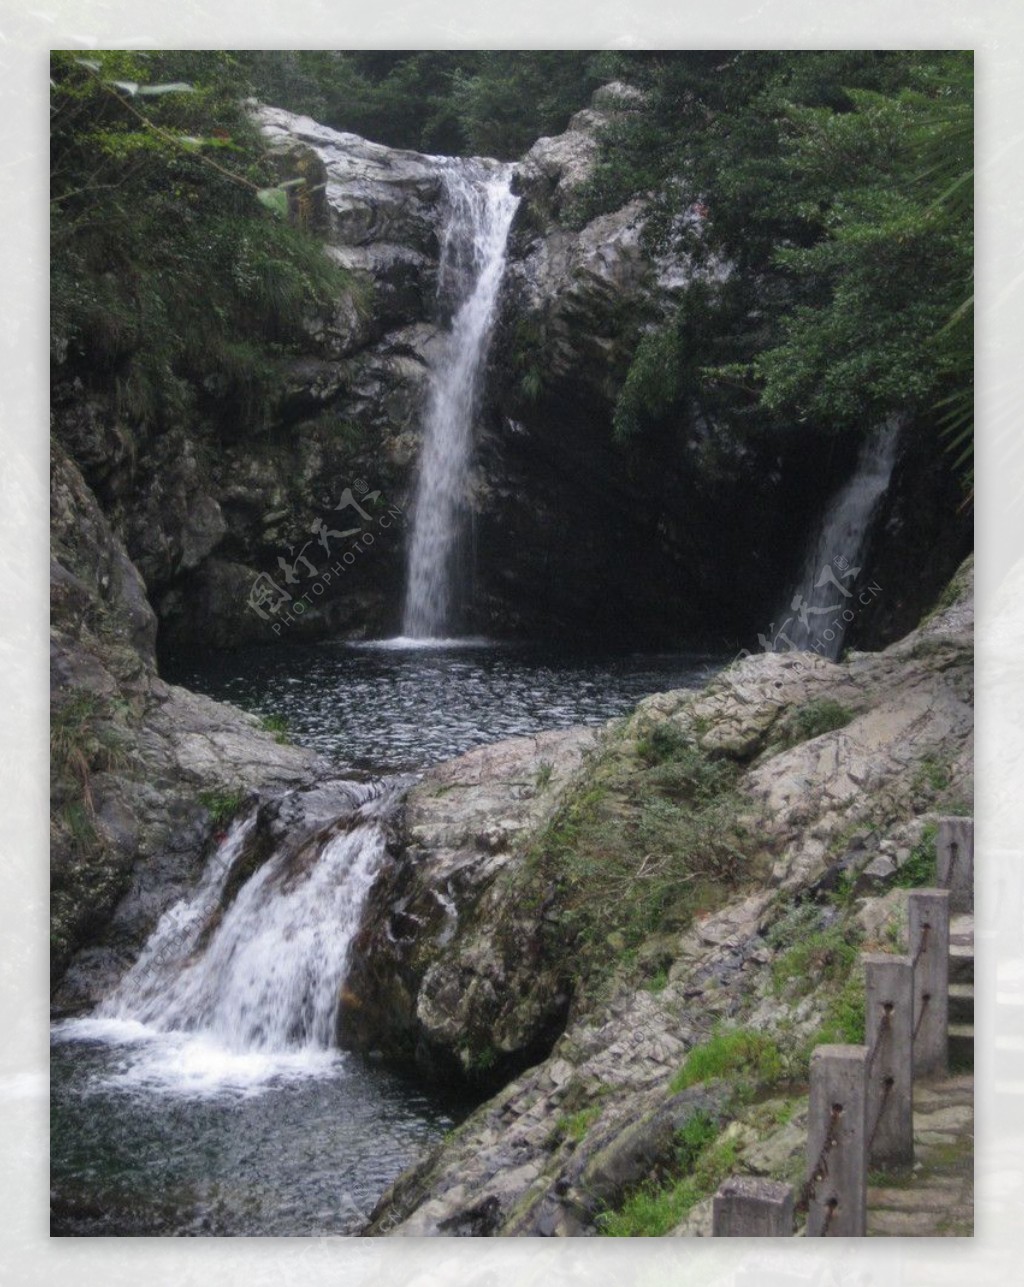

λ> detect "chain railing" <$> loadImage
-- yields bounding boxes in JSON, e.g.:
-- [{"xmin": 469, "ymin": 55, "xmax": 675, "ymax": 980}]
[{"xmin": 713, "ymin": 878, "xmax": 961, "ymax": 1238}]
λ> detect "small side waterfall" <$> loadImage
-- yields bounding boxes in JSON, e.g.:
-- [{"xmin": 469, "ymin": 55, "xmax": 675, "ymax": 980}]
[
  {"xmin": 781, "ymin": 419, "xmax": 901, "ymax": 659},
  {"xmin": 99, "ymin": 781, "xmax": 396, "ymax": 1059},
  {"xmin": 402, "ymin": 163, "xmax": 519, "ymax": 638}
]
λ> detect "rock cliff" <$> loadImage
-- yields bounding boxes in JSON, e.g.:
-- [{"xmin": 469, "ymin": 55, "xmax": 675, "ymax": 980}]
[
  {"xmin": 50, "ymin": 439, "xmax": 329, "ymax": 1005},
  {"xmin": 52, "ymin": 87, "xmax": 971, "ymax": 661}
]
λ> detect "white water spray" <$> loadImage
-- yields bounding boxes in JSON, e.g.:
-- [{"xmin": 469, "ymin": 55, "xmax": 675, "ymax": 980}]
[
  {"xmin": 783, "ymin": 419, "xmax": 901, "ymax": 659},
  {"xmin": 402, "ymin": 163, "xmax": 519, "ymax": 638},
  {"xmin": 72, "ymin": 782, "xmax": 399, "ymax": 1089}
]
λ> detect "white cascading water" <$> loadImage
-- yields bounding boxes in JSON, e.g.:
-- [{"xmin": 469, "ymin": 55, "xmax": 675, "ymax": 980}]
[
  {"xmin": 83, "ymin": 781, "xmax": 396, "ymax": 1088},
  {"xmin": 782, "ymin": 418, "xmax": 901, "ymax": 659},
  {"xmin": 402, "ymin": 162, "xmax": 519, "ymax": 638}
]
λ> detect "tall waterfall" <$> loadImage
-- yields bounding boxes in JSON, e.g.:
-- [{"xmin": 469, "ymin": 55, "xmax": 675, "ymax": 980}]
[
  {"xmin": 402, "ymin": 162, "xmax": 519, "ymax": 638},
  {"xmin": 781, "ymin": 419, "xmax": 901, "ymax": 660},
  {"xmin": 97, "ymin": 781, "xmax": 396, "ymax": 1065}
]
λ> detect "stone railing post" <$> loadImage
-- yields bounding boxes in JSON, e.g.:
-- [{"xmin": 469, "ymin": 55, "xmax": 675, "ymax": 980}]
[
  {"xmin": 936, "ymin": 817, "xmax": 974, "ymax": 914},
  {"xmin": 804, "ymin": 1045, "xmax": 868, "ymax": 1236},
  {"xmin": 712, "ymin": 1176, "xmax": 794, "ymax": 1236},
  {"xmin": 908, "ymin": 889, "xmax": 950, "ymax": 1077},
  {"xmin": 863, "ymin": 953, "xmax": 915, "ymax": 1168}
]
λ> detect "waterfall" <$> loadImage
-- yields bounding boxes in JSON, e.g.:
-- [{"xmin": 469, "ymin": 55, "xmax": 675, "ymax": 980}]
[
  {"xmin": 780, "ymin": 419, "xmax": 901, "ymax": 660},
  {"xmin": 96, "ymin": 781, "xmax": 396, "ymax": 1067},
  {"xmin": 402, "ymin": 162, "xmax": 519, "ymax": 639}
]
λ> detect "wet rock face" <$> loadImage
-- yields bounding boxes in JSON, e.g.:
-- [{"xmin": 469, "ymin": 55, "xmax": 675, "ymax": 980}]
[
  {"xmin": 470, "ymin": 90, "xmax": 830, "ymax": 646},
  {"xmin": 50, "ymin": 106, "xmax": 463, "ymax": 656}
]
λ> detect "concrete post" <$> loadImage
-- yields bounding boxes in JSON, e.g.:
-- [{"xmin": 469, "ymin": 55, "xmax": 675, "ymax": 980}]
[
  {"xmin": 863, "ymin": 953, "xmax": 915, "ymax": 1168},
  {"xmin": 936, "ymin": 817, "xmax": 974, "ymax": 914},
  {"xmin": 712, "ymin": 1176, "xmax": 794, "ymax": 1236},
  {"xmin": 806, "ymin": 1044, "xmax": 868, "ymax": 1237},
  {"xmin": 908, "ymin": 889, "xmax": 950, "ymax": 1077}
]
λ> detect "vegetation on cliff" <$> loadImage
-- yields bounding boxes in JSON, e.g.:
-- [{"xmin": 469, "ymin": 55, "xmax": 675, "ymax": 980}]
[
  {"xmin": 573, "ymin": 51, "xmax": 973, "ymax": 494},
  {"xmin": 51, "ymin": 51, "xmax": 350, "ymax": 437},
  {"xmin": 239, "ymin": 50, "xmax": 614, "ymax": 159},
  {"xmin": 52, "ymin": 50, "xmax": 971, "ymax": 479}
]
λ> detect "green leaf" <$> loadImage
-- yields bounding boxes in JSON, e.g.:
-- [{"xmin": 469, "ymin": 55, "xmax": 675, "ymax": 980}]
[{"xmin": 256, "ymin": 187, "xmax": 289, "ymax": 218}]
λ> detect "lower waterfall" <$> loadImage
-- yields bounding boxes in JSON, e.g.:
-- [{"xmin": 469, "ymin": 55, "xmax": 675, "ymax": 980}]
[{"xmin": 60, "ymin": 781, "xmax": 401, "ymax": 1093}]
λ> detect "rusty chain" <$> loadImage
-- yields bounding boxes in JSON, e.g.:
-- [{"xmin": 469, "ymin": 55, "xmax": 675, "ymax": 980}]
[
  {"xmin": 818, "ymin": 1196, "xmax": 839, "ymax": 1237},
  {"xmin": 912, "ymin": 921, "xmax": 931, "ymax": 969},
  {"xmin": 865, "ymin": 1005, "xmax": 892, "ymax": 1076},
  {"xmin": 868, "ymin": 1076, "xmax": 895, "ymax": 1151},
  {"xmin": 797, "ymin": 1104, "xmax": 842, "ymax": 1219},
  {"xmin": 913, "ymin": 990, "xmax": 931, "ymax": 1040}
]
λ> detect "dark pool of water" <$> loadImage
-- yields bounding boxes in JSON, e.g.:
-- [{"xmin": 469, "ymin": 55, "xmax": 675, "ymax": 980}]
[
  {"xmin": 164, "ymin": 637, "xmax": 726, "ymax": 774},
  {"xmin": 50, "ymin": 1025, "xmax": 462, "ymax": 1237}
]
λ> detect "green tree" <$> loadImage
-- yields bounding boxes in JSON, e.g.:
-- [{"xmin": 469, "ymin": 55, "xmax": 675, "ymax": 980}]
[
  {"xmin": 236, "ymin": 50, "xmax": 611, "ymax": 160},
  {"xmin": 51, "ymin": 50, "xmax": 348, "ymax": 434},
  {"xmin": 586, "ymin": 51, "xmax": 972, "ymax": 495}
]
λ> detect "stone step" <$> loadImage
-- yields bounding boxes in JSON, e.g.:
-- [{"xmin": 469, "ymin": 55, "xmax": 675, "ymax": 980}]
[
  {"xmin": 949, "ymin": 943, "xmax": 974, "ymax": 985},
  {"xmin": 949, "ymin": 913, "xmax": 974, "ymax": 948},
  {"xmin": 948, "ymin": 983, "xmax": 974, "ymax": 1024},
  {"xmin": 948, "ymin": 1023, "xmax": 974, "ymax": 1069}
]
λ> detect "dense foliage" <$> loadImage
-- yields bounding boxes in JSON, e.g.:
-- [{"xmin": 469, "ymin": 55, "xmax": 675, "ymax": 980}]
[
  {"xmin": 237, "ymin": 51, "xmax": 614, "ymax": 159},
  {"xmin": 51, "ymin": 50, "xmax": 349, "ymax": 434},
  {"xmin": 572, "ymin": 52, "xmax": 972, "ymax": 493}
]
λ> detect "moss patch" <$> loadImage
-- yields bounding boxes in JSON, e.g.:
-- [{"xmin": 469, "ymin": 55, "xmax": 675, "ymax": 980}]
[
  {"xmin": 524, "ymin": 719, "xmax": 768, "ymax": 1002},
  {"xmin": 670, "ymin": 1027, "xmax": 786, "ymax": 1098},
  {"xmin": 597, "ymin": 1111, "xmax": 733, "ymax": 1236}
]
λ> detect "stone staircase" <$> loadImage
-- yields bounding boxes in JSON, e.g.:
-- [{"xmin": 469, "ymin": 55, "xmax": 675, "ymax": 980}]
[
  {"xmin": 948, "ymin": 913, "xmax": 975, "ymax": 1070},
  {"xmin": 867, "ymin": 911, "xmax": 974, "ymax": 1236}
]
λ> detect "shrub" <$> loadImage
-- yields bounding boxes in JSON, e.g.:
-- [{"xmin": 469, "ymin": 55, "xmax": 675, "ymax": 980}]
[
  {"xmin": 635, "ymin": 721, "xmax": 691, "ymax": 766},
  {"xmin": 781, "ymin": 698, "xmax": 854, "ymax": 747},
  {"xmin": 597, "ymin": 1111, "xmax": 732, "ymax": 1237},
  {"xmin": 893, "ymin": 823, "xmax": 938, "ymax": 888},
  {"xmin": 199, "ymin": 788, "xmax": 248, "ymax": 826},
  {"xmin": 772, "ymin": 924, "xmax": 861, "ymax": 997},
  {"xmin": 670, "ymin": 1027, "xmax": 786, "ymax": 1096},
  {"xmin": 556, "ymin": 1106, "xmax": 602, "ymax": 1142},
  {"xmin": 260, "ymin": 712, "xmax": 290, "ymax": 744},
  {"xmin": 818, "ymin": 971, "xmax": 867, "ymax": 1046}
]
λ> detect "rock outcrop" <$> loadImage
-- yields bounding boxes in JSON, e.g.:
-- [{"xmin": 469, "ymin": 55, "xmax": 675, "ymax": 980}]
[
  {"xmin": 339, "ymin": 727, "xmax": 599, "ymax": 1085},
  {"xmin": 50, "ymin": 440, "xmax": 330, "ymax": 1005},
  {"xmin": 356, "ymin": 558, "xmax": 972, "ymax": 1236}
]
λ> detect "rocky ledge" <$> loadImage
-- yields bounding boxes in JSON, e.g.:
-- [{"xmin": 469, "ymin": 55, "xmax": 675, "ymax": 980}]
[
  {"xmin": 50, "ymin": 440, "xmax": 331, "ymax": 1009},
  {"xmin": 350, "ymin": 557, "xmax": 972, "ymax": 1236}
]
